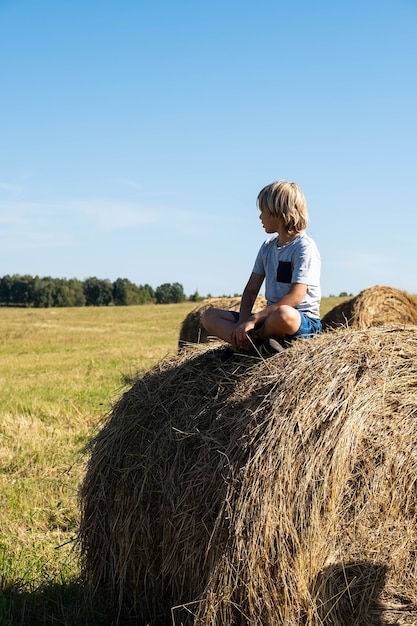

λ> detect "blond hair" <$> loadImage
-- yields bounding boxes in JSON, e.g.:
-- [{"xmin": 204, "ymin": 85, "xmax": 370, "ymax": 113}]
[{"xmin": 257, "ymin": 181, "xmax": 308, "ymax": 234}]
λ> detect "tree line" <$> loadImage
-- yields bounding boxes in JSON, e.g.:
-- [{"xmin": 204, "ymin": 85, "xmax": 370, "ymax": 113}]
[{"xmin": 0, "ymin": 274, "xmax": 202, "ymax": 307}]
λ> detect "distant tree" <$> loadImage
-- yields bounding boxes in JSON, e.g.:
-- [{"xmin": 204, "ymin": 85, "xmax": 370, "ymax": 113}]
[
  {"xmin": 137, "ymin": 283, "xmax": 155, "ymax": 304},
  {"xmin": 189, "ymin": 290, "xmax": 204, "ymax": 302},
  {"xmin": 155, "ymin": 282, "xmax": 185, "ymax": 304},
  {"xmin": 113, "ymin": 279, "xmax": 157, "ymax": 306},
  {"xmin": 31, "ymin": 277, "xmax": 86, "ymax": 308},
  {"xmin": 113, "ymin": 278, "xmax": 131, "ymax": 306},
  {"xmin": 83, "ymin": 277, "xmax": 113, "ymax": 306},
  {"xmin": 32, "ymin": 276, "xmax": 54, "ymax": 308},
  {"xmin": 66, "ymin": 278, "xmax": 86, "ymax": 306},
  {"xmin": 0, "ymin": 274, "xmax": 13, "ymax": 304},
  {"xmin": 53, "ymin": 278, "xmax": 70, "ymax": 307},
  {"xmin": 0, "ymin": 274, "xmax": 158, "ymax": 307},
  {"xmin": 154, "ymin": 283, "xmax": 172, "ymax": 304},
  {"xmin": 8, "ymin": 274, "xmax": 34, "ymax": 306},
  {"xmin": 170, "ymin": 282, "xmax": 185, "ymax": 303},
  {"xmin": 113, "ymin": 278, "xmax": 148, "ymax": 306}
]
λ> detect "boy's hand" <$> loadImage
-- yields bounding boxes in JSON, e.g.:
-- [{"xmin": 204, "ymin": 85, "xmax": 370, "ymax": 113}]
[{"xmin": 231, "ymin": 319, "xmax": 256, "ymax": 350}]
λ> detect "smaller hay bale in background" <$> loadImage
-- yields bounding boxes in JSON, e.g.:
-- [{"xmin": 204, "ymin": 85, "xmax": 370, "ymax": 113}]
[
  {"xmin": 178, "ymin": 295, "xmax": 267, "ymax": 349},
  {"xmin": 321, "ymin": 285, "xmax": 417, "ymax": 331}
]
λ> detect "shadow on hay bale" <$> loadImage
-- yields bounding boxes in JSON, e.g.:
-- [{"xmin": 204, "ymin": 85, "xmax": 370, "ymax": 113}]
[
  {"xmin": 311, "ymin": 561, "xmax": 389, "ymax": 626},
  {"xmin": 79, "ymin": 329, "xmax": 417, "ymax": 625},
  {"xmin": 321, "ymin": 285, "xmax": 417, "ymax": 331},
  {"xmin": 178, "ymin": 295, "xmax": 267, "ymax": 349}
]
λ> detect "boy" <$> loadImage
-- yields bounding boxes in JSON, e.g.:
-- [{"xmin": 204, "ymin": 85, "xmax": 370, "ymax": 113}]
[{"xmin": 201, "ymin": 181, "xmax": 322, "ymax": 357}]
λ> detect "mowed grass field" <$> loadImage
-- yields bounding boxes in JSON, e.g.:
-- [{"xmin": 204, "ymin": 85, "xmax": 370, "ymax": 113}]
[{"xmin": 0, "ymin": 297, "xmax": 348, "ymax": 624}]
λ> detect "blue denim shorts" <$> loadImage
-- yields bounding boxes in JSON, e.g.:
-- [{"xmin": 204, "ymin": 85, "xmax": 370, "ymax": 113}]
[
  {"xmin": 229, "ymin": 310, "xmax": 322, "ymax": 340},
  {"xmin": 289, "ymin": 311, "xmax": 322, "ymax": 339}
]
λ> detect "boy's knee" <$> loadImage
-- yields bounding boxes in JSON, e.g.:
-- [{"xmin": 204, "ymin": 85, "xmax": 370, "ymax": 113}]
[
  {"xmin": 276, "ymin": 305, "xmax": 298, "ymax": 325},
  {"xmin": 267, "ymin": 305, "xmax": 289, "ymax": 323},
  {"xmin": 266, "ymin": 305, "xmax": 300, "ymax": 335}
]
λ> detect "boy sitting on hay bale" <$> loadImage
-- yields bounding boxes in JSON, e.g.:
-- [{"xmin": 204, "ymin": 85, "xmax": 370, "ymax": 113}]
[{"xmin": 202, "ymin": 180, "xmax": 322, "ymax": 358}]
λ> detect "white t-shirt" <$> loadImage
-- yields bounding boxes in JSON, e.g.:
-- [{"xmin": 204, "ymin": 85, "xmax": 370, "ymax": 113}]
[{"xmin": 252, "ymin": 232, "xmax": 321, "ymax": 318}]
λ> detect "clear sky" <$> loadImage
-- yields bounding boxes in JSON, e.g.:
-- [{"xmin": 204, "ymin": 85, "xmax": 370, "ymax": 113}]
[{"xmin": 1, "ymin": 0, "xmax": 416, "ymax": 298}]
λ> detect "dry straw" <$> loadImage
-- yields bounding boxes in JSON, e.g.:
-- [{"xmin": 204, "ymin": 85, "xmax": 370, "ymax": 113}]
[
  {"xmin": 178, "ymin": 295, "xmax": 267, "ymax": 349},
  {"xmin": 321, "ymin": 285, "xmax": 417, "ymax": 331},
  {"xmin": 79, "ymin": 327, "xmax": 417, "ymax": 625}
]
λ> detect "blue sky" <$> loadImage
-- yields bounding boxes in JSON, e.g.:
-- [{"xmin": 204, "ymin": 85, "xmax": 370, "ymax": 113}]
[{"xmin": 1, "ymin": 0, "xmax": 416, "ymax": 298}]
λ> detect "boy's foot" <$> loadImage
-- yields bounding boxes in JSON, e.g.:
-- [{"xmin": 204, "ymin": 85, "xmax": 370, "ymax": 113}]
[{"xmin": 250, "ymin": 337, "xmax": 286, "ymax": 358}]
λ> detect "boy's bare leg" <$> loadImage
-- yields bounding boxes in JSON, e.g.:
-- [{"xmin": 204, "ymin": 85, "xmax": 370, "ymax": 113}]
[
  {"xmin": 254, "ymin": 305, "xmax": 301, "ymax": 341},
  {"xmin": 202, "ymin": 305, "xmax": 301, "ymax": 351},
  {"xmin": 201, "ymin": 308, "xmax": 239, "ymax": 343}
]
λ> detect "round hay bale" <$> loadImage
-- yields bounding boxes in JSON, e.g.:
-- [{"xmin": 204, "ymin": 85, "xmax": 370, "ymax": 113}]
[
  {"xmin": 79, "ymin": 328, "xmax": 417, "ymax": 625},
  {"xmin": 321, "ymin": 285, "xmax": 417, "ymax": 331},
  {"xmin": 178, "ymin": 295, "xmax": 267, "ymax": 349}
]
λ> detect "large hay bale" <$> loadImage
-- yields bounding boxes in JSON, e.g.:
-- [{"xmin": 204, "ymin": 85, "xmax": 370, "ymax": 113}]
[
  {"xmin": 79, "ymin": 327, "xmax": 417, "ymax": 625},
  {"xmin": 321, "ymin": 285, "xmax": 417, "ymax": 331},
  {"xmin": 178, "ymin": 295, "xmax": 267, "ymax": 349}
]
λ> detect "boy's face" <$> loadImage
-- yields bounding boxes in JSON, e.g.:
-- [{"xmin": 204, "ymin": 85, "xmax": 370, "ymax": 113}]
[{"xmin": 259, "ymin": 207, "xmax": 282, "ymax": 234}]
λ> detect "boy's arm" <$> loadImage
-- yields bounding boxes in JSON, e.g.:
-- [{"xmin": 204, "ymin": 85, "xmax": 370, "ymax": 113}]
[
  {"xmin": 230, "ymin": 273, "xmax": 264, "ymax": 347},
  {"xmin": 250, "ymin": 283, "xmax": 307, "ymax": 324},
  {"xmin": 238, "ymin": 272, "xmax": 264, "ymax": 321}
]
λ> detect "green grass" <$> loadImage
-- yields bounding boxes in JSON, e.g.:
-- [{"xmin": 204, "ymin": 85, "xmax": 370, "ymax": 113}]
[
  {"xmin": 0, "ymin": 298, "xmax": 347, "ymax": 625},
  {"xmin": 0, "ymin": 303, "xmax": 198, "ymax": 625}
]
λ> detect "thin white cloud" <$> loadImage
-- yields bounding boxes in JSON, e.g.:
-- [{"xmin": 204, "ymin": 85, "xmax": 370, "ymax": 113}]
[
  {"xmin": 0, "ymin": 182, "xmax": 21, "ymax": 192},
  {"xmin": 65, "ymin": 196, "xmax": 208, "ymax": 233},
  {"xmin": 69, "ymin": 198, "xmax": 159, "ymax": 230},
  {"xmin": 0, "ymin": 221, "xmax": 73, "ymax": 251},
  {"xmin": 0, "ymin": 201, "xmax": 43, "ymax": 225},
  {"xmin": 0, "ymin": 195, "xmax": 200, "ymax": 255},
  {"xmin": 0, "ymin": 195, "xmax": 159, "ymax": 231},
  {"xmin": 324, "ymin": 251, "xmax": 387, "ymax": 270},
  {"xmin": 0, "ymin": 185, "xmax": 226, "ymax": 264},
  {"xmin": 4, "ymin": 231, "xmax": 73, "ymax": 250}
]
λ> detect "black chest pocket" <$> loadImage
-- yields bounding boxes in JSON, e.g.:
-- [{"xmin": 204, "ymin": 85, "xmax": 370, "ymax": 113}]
[{"xmin": 276, "ymin": 261, "xmax": 292, "ymax": 283}]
